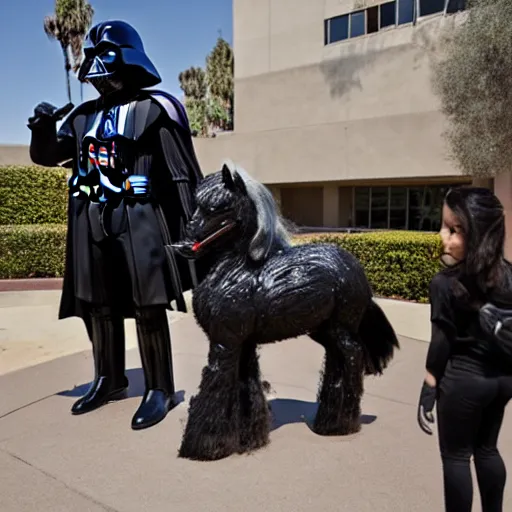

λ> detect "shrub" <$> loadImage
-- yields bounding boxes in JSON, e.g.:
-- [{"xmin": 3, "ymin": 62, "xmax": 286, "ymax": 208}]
[
  {"xmin": 0, "ymin": 223, "xmax": 442, "ymax": 302},
  {"xmin": 0, "ymin": 224, "xmax": 67, "ymax": 278},
  {"xmin": 0, "ymin": 165, "xmax": 69, "ymax": 225},
  {"xmin": 294, "ymin": 231, "xmax": 443, "ymax": 302}
]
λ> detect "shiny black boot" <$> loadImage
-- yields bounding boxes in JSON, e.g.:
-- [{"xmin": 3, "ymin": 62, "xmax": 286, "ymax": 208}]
[
  {"xmin": 131, "ymin": 307, "xmax": 178, "ymax": 430},
  {"xmin": 71, "ymin": 307, "xmax": 128, "ymax": 415}
]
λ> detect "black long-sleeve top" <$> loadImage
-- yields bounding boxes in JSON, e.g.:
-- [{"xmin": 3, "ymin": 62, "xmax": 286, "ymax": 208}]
[
  {"xmin": 425, "ymin": 273, "xmax": 458, "ymax": 382},
  {"xmin": 424, "ymin": 271, "xmax": 512, "ymax": 382}
]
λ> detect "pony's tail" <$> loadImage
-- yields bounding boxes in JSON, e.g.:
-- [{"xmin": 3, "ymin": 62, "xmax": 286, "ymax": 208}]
[{"xmin": 358, "ymin": 300, "xmax": 400, "ymax": 375}]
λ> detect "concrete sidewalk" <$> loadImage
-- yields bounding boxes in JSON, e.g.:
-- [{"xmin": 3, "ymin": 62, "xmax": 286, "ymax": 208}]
[
  {"xmin": 0, "ymin": 288, "xmax": 432, "ymax": 377},
  {"xmin": 3, "ymin": 288, "xmax": 508, "ymax": 512}
]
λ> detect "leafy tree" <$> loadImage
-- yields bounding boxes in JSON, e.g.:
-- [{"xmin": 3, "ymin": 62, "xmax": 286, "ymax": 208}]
[
  {"xmin": 178, "ymin": 36, "xmax": 234, "ymax": 136},
  {"xmin": 178, "ymin": 66, "xmax": 207, "ymax": 100},
  {"xmin": 179, "ymin": 66, "xmax": 208, "ymax": 136},
  {"xmin": 431, "ymin": 0, "xmax": 512, "ymax": 177},
  {"xmin": 44, "ymin": 0, "xmax": 94, "ymax": 103},
  {"xmin": 206, "ymin": 37, "xmax": 234, "ymax": 130}
]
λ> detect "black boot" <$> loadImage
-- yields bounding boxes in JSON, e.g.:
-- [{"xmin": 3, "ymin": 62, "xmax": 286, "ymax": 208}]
[
  {"xmin": 131, "ymin": 306, "xmax": 178, "ymax": 430},
  {"xmin": 71, "ymin": 307, "xmax": 129, "ymax": 415}
]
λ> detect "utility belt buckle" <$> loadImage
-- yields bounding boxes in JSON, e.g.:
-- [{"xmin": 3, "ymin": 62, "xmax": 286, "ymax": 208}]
[
  {"xmin": 68, "ymin": 175, "xmax": 91, "ymax": 199},
  {"xmin": 124, "ymin": 175, "xmax": 150, "ymax": 197}
]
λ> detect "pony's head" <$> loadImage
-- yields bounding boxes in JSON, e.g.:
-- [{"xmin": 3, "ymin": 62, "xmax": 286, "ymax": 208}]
[{"xmin": 174, "ymin": 160, "xmax": 291, "ymax": 262}]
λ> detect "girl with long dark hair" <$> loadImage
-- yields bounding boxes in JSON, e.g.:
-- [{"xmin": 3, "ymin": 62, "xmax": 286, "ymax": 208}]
[{"xmin": 417, "ymin": 186, "xmax": 512, "ymax": 511}]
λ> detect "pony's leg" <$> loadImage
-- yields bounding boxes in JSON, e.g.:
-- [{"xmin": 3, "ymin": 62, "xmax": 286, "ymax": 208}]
[
  {"xmin": 238, "ymin": 341, "xmax": 271, "ymax": 453},
  {"xmin": 178, "ymin": 342, "xmax": 241, "ymax": 461},
  {"xmin": 312, "ymin": 326, "xmax": 364, "ymax": 436}
]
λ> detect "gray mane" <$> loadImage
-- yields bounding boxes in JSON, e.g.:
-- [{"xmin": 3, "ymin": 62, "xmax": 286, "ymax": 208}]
[{"xmin": 223, "ymin": 160, "xmax": 292, "ymax": 261}]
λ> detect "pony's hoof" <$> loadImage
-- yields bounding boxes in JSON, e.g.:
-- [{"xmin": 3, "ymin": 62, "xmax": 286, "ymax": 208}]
[
  {"xmin": 178, "ymin": 431, "xmax": 240, "ymax": 461},
  {"xmin": 310, "ymin": 417, "xmax": 362, "ymax": 436}
]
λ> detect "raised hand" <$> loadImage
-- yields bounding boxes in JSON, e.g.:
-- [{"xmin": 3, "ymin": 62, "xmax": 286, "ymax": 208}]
[{"xmin": 28, "ymin": 102, "xmax": 74, "ymax": 129}]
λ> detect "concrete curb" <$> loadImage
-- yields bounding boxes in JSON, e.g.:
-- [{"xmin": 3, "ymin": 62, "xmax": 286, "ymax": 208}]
[{"xmin": 0, "ymin": 278, "xmax": 63, "ymax": 292}]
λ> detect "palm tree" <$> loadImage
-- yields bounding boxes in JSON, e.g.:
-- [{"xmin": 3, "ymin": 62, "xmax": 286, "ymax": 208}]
[{"xmin": 44, "ymin": 0, "xmax": 94, "ymax": 103}]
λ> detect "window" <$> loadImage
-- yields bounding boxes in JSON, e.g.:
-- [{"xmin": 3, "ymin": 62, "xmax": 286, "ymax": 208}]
[
  {"xmin": 371, "ymin": 187, "xmax": 389, "ymax": 229},
  {"xmin": 367, "ymin": 6, "xmax": 379, "ymax": 34},
  {"xmin": 350, "ymin": 11, "xmax": 366, "ymax": 38},
  {"xmin": 389, "ymin": 188, "xmax": 407, "ymax": 229},
  {"xmin": 446, "ymin": 0, "xmax": 466, "ymax": 13},
  {"xmin": 324, "ymin": 0, "xmax": 465, "ymax": 46},
  {"xmin": 398, "ymin": 0, "xmax": 414, "ymax": 25},
  {"xmin": 327, "ymin": 14, "xmax": 349, "ymax": 44},
  {"xmin": 420, "ymin": 0, "xmax": 445, "ymax": 16},
  {"xmin": 380, "ymin": 1, "xmax": 396, "ymax": 29},
  {"xmin": 354, "ymin": 187, "xmax": 370, "ymax": 228},
  {"xmin": 352, "ymin": 184, "xmax": 463, "ymax": 231}
]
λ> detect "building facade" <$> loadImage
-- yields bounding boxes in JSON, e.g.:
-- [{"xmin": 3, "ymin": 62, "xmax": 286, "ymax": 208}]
[{"xmin": 193, "ymin": 0, "xmax": 482, "ymax": 232}]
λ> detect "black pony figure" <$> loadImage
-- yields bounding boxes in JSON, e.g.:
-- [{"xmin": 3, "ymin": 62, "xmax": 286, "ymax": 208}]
[{"xmin": 173, "ymin": 161, "xmax": 399, "ymax": 461}]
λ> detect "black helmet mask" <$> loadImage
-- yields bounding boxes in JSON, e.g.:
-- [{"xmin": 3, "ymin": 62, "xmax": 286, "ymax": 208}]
[{"xmin": 78, "ymin": 20, "xmax": 161, "ymax": 97}]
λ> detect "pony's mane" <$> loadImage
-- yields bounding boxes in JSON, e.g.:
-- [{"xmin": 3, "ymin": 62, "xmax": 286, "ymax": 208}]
[{"xmin": 223, "ymin": 160, "xmax": 292, "ymax": 261}]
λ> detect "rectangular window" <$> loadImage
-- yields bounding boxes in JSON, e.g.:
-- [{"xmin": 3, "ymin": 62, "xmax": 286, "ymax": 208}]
[
  {"xmin": 420, "ymin": 0, "xmax": 445, "ymax": 16},
  {"xmin": 446, "ymin": 0, "xmax": 466, "ymax": 13},
  {"xmin": 367, "ymin": 6, "xmax": 379, "ymax": 34},
  {"xmin": 350, "ymin": 10, "xmax": 366, "ymax": 38},
  {"xmin": 380, "ymin": 1, "xmax": 396, "ymax": 29},
  {"xmin": 327, "ymin": 14, "xmax": 349, "ymax": 44},
  {"xmin": 408, "ymin": 187, "xmax": 425, "ymax": 230},
  {"xmin": 389, "ymin": 187, "xmax": 407, "ymax": 229},
  {"xmin": 398, "ymin": 0, "xmax": 414, "ymax": 25},
  {"xmin": 370, "ymin": 187, "xmax": 389, "ymax": 229},
  {"xmin": 354, "ymin": 187, "xmax": 370, "ymax": 228}
]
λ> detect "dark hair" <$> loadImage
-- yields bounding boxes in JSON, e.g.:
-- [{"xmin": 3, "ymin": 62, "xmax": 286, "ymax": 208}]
[{"xmin": 443, "ymin": 186, "xmax": 508, "ymax": 303}]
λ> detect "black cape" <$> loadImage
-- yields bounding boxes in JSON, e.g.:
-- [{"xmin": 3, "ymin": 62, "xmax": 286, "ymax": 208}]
[{"xmin": 55, "ymin": 90, "xmax": 205, "ymax": 338}]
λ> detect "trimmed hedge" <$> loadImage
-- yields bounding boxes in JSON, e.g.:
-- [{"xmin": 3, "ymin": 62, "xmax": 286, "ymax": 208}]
[
  {"xmin": 0, "ymin": 165, "xmax": 69, "ymax": 225},
  {"xmin": 0, "ymin": 223, "xmax": 442, "ymax": 302},
  {"xmin": 294, "ymin": 231, "xmax": 443, "ymax": 302},
  {"xmin": 0, "ymin": 224, "xmax": 67, "ymax": 278}
]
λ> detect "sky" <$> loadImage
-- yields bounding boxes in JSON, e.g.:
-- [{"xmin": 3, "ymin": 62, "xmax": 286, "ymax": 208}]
[{"xmin": 0, "ymin": 0, "xmax": 232, "ymax": 144}]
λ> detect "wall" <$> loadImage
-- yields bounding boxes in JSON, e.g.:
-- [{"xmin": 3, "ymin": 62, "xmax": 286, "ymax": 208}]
[{"xmin": 194, "ymin": 3, "xmax": 466, "ymax": 185}]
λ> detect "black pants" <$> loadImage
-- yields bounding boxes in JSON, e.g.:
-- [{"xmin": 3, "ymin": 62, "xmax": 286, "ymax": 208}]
[{"xmin": 437, "ymin": 361, "xmax": 512, "ymax": 511}]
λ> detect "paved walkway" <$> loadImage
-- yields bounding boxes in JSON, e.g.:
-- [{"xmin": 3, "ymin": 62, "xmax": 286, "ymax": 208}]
[{"xmin": 1, "ymin": 288, "xmax": 511, "ymax": 511}]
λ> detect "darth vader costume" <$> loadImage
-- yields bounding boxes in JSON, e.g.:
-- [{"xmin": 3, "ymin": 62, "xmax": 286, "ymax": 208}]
[{"xmin": 27, "ymin": 20, "xmax": 204, "ymax": 430}]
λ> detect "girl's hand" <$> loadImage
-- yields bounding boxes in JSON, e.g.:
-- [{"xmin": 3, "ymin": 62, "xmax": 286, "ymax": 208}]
[{"xmin": 417, "ymin": 373, "xmax": 437, "ymax": 435}]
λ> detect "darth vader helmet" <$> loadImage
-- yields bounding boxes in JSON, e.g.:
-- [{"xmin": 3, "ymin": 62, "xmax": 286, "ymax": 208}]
[{"xmin": 78, "ymin": 20, "xmax": 161, "ymax": 96}]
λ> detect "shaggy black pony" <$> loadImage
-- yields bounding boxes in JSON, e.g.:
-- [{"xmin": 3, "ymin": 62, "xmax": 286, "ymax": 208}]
[{"xmin": 173, "ymin": 161, "xmax": 399, "ymax": 461}]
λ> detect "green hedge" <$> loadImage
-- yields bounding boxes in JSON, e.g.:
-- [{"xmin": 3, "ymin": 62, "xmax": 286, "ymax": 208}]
[
  {"xmin": 0, "ymin": 165, "xmax": 69, "ymax": 225},
  {"xmin": 0, "ymin": 224, "xmax": 67, "ymax": 278},
  {"xmin": 294, "ymin": 231, "xmax": 443, "ymax": 302},
  {"xmin": 0, "ymin": 223, "xmax": 442, "ymax": 301}
]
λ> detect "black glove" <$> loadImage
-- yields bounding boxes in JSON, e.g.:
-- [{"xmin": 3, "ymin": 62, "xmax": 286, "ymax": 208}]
[
  {"xmin": 27, "ymin": 101, "xmax": 74, "ymax": 129},
  {"xmin": 417, "ymin": 381, "xmax": 437, "ymax": 435}
]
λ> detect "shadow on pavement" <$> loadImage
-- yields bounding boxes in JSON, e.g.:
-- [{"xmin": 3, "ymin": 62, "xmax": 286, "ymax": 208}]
[{"xmin": 269, "ymin": 397, "xmax": 377, "ymax": 431}]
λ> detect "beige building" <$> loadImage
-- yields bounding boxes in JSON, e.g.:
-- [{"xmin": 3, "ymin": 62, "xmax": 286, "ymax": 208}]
[
  {"xmin": 193, "ymin": 0, "xmax": 482, "ymax": 232},
  {"xmin": 2, "ymin": 0, "xmax": 495, "ymax": 235}
]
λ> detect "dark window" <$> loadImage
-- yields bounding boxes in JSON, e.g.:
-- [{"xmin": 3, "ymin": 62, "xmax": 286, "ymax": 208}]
[
  {"xmin": 370, "ymin": 187, "xmax": 389, "ymax": 229},
  {"xmin": 408, "ymin": 187, "xmax": 428, "ymax": 230},
  {"xmin": 380, "ymin": 1, "xmax": 396, "ymax": 28},
  {"xmin": 398, "ymin": 0, "xmax": 414, "ymax": 25},
  {"xmin": 350, "ymin": 10, "xmax": 366, "ymax": 38},
  {"xmin": 328, "ymin": 15, "xmax": 349, "ymax": 44},
  {"xmin": 389, "ymin": 187, "xmax": 407, "ymax": 229},
  {"xmin": 446, "ymin": 0, "xmax": 465, "ymax": 13},
  {"xmin": 367, "ymin": 6, "xmax": 379, "ymax": 34},
  {"xmin": 420, "ymin": 0, "xmax": 445, "ymax": 16},
  {"xmin": 354, "ymin": 187, "xmax": 370, "ymax": 228}
]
